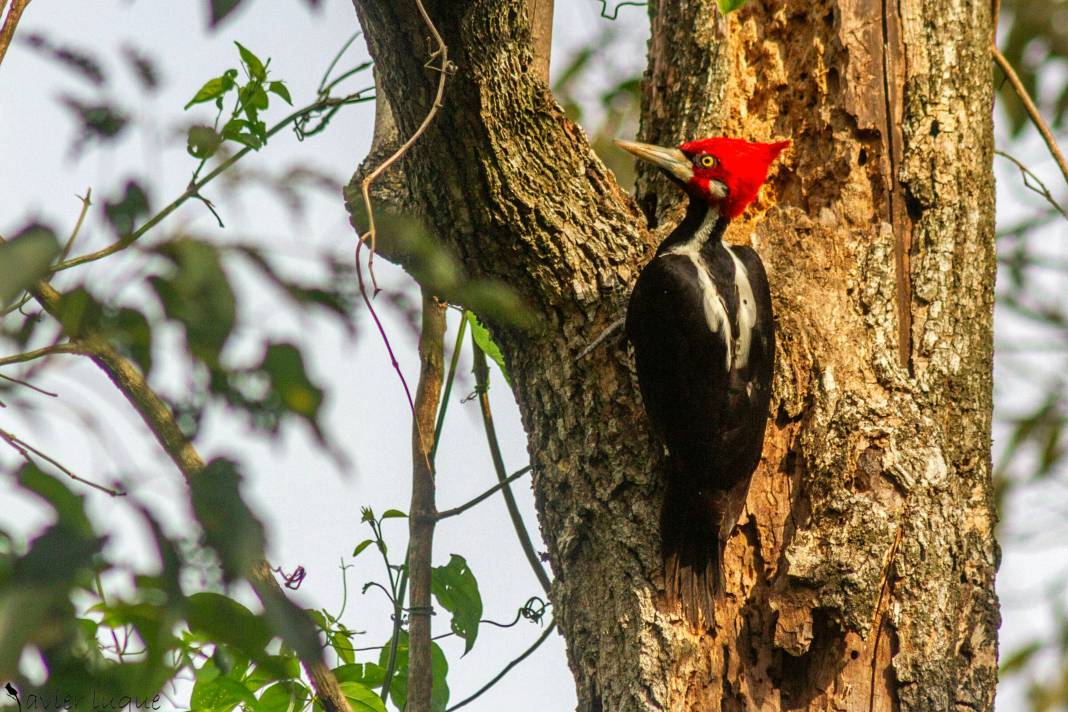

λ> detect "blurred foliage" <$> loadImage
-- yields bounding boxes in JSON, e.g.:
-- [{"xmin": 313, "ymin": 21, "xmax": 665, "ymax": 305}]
[
  {"xmin": 0, "ymin": 25, "xmax": 549, "ymax": 712},
  {"xmin": 996, "ymin": 0, "xmax": 1068, "ymax": 137},
  {"xmin": 0, "ymin": 224, "xmax": 59, "ymax": 307},
  {"xmin": 344, "ymin": 199, "xmax": 534, "ymax": 330},
  {"xmin": 207, "ymin": 0, "xmax": 321, "ymax": 28},
  {"xmin": 992, "ymin": 0, "xmax": 1068, "ymax": 708},
  {"xmin": 553, "ymin": 30, "xmax": 642, "ymax": 191}
]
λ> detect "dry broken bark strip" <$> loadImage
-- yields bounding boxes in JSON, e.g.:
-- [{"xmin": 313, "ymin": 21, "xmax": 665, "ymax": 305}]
[{"xmin": 349, "ymin": 0, "xmax": 998, "ymax": 709}]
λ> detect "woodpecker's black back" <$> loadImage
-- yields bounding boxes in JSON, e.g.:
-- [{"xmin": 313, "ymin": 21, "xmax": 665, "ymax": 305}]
[{"xmin": 626, "ymin": 198, "xmax": 775, "ymax": 628}]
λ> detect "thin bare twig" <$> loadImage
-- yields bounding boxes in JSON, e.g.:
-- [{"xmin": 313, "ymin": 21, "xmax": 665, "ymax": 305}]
[
  {"xmin": 356, "ymin": 238, "xmax": 416, "ymax": 416},
  {"xmin": 472, "ymin": 337, "xmax": 552, "ymax": 595},
  {"xmin": 436, "ymin": 466, "xmax": 532, "ymax": 520},
  {"xmin": 430, "ymin": 312, "xmax": 467, "ymax": 462},
  {"xmin": 0, "ymin": 342, "xmax": 81, "ymax": 368},
  {"xmin": 0, "ymin": 427, "xmax": 125, "ymax": 496},
  {"xmin": 59, "ymin": 189, "xmax": 93, "ymax": 263},
  {"xmin": 357, "ymin": 0, "xmax": 450, "ymax": 292},
  {"xmin": 52, "ymin": 91, "xmax": 371, "ymax": 273},
  {"xmin": 993, "ymin": 46, "xmax": 1068, "ymax": 190},
  {"xmin": 0, "ymin": 372, "xmax": 58, "ymax": 397},
  {"xmin": 0, "ymin": 0, "xmax": 30, "ymax": 69},
  {"xmin": 994, "ymin": 150, "xmax": 1068, "ymax": 221},
  {"xmin": 444, "ymin": 620, "xmax": 557, "ymax": 711}
]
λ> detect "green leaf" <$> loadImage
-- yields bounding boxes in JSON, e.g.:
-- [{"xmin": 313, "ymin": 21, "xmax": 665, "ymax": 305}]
[
  {"xmin": 466, "ymin": 312, "xmax": 510, "ymax": 386},
  {"xmin": 189, "ymin": 459, "xmax": 266, "ymax": 582},
  {"xmin": 60, "ymin": 97, "xmax": 129, "ymax": 143},
  {"xmin": 187, "ymin": 592, "xmax": 272, "ymax": 654},
  {"xmin": 258, "ymin": 680, "xmax": 309, "ymax": 712},
  {"xmin": 188, "ymin": 125, "xmax": 224, "ymax": 159},
  {"xmin": 185, "ymin": 69, "xmax": 238, "ymax": 109},
  {"xmin": 104, "ymin": 180, "xmax": 150, "ymax": 237},
  {"xmin": 149, "ymin": 239, "xmax": 236, "ymax": 366},
  {"xmin": 430, "ymin": 554, "xmax": 482, "ymax": 655},
  {"xmin": 259, "ymin": 589, "xmax": 325, "ymax": 666},
  {"xmin": 1001, "ymin": 640, "xmax": 1042, "ymax": 675},
  {"xmin": 110, "ymin": 307, "xmax": 153, "ymax": 375},
  {"xmin": 55, "ymin": 286, "xmax": 104, "ymax": 338},
  {"xmin": 716, "ymin": 0, "xmax": 748, "ymax": 13},
  {"xmin": 191, "ymin": 673, "xmax": 259, "ymax": 711},
  {"xmin": 247, "ymin": 84, "xmax": 270, "ymax": 112},
  {"xmin": 244, "ymin": 657, "xmax": 301, "ymax": 695},
  {"xmin": 332, "ymin": 663, "xmax": 385, "ymax": 688},
  {"xmin": 352, "ymin": 539, "xmax": 374, "ymax": 558},
  {"xmin": 260, "ymin": 342, "xmax": 324, "ymax": 427},
  {"xmin": 10, "ymin": 464, "xmax": 103, "ymax": 587},
  {"xmin": 0, "ymin": 224, "xmax": 59, "ymax": 307},
  {"xmin": 235, "ymin": 41, "xmax": 267, "ymax": 81},
  {"xmin": 339, "ymin": 682, "xmax": 388, "ymax": 712},
  {"xmin": 331, "ymin": 630, "xmax": 355, "ymax": 664},
  {"xmin": 17, "ymin": 462, "xmax": 93, "ymax": 538},
  {"xmin": 380, "ymin": 509, "xmax": 407, "ymax": 520},
  {"xmin": 244, "ymin": 655, "xmax": 301, "ymax": 691},
  {"xmin": 220, "ymin": 117, "xmax": 263, "ymax": 149},
  {"xmin": 208, "ymin": 0, "xmax": 246, "ymax": 26},
  {"xmin": 268, "ymin": 81, "xmax": 292, "ymax": 105}
]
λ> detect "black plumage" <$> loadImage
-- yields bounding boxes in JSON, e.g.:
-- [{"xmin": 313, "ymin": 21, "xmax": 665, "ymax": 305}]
[{"xmin": 626, "ymin": 198, "xmax": 775, "ymax": 628}]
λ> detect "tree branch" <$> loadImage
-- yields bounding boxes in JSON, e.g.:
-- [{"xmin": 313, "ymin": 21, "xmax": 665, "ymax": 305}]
[
  {"xmin": 0, "ymin": 342, "xmax": 81, "ymax": 367},
  {"xmin": 444, "ymin": 619, "xmax": 557, "ymax": 712},
  {"xmin": 436, "ymin": 466, "xmax": 532, "ymax": 520},
  {"xmin": 23, "ymin": 279, "xmax": 354, "ymax": 712},
  {"xmin": 0, "ymin": 426, "xmax": 125, "ymax": 496},
  {"xmin": 407, "ymin": 287, "xmax": 447, "ymax": 712},
  {"xmin": 472, "ymin": 339, "xmax": 551, "ymax": 596},
  {"xmin": 356, "ymin": 0, "xmax": 449, "ymax": 290},
  {"xmin": 53, "ymin": 92, "xmax": 372, "ymax": 273},
  {"xmin": 350, "ymin": 0, "xmax": 647, "ymax": 307},
  {"xmin": 994, "ymin": 149, "xmax": 1068, "ymax": 221},
  {"xmin": 993, "ymin": 46, "xmax": 1068, "ymax": 189},
  {"xmin": 528, "ymin": 0, "xmax": 554, "ymax": 83},
  {"xmin": 0, "ymin": 0, "xmax": 30, "ymax": 70}
]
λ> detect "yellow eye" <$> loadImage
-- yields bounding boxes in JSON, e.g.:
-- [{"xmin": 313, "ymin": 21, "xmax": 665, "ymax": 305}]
[{"xmin": 699, "ymin": 155, "xmax": 716, "ymax": 168}]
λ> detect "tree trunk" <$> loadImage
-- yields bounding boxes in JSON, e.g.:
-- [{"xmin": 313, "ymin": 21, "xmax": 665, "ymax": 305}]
[{"xmin": 348, "ymin": 0, "xmax": 1000, "ymax": 709}]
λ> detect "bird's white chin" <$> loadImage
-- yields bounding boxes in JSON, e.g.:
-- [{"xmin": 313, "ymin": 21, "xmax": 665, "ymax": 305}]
[{"xmin": 707, "ymin": 179, "xmax": 728, "ymax": 200}]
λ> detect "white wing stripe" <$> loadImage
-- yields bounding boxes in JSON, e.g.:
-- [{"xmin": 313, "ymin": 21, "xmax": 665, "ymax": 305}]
[
  {"xmin": 662, "ymin": 211, "xmax": 734, "ymax": 370},
  {"xmin": 727, "ymin": 247, "xmax": 757, "ymax": 370}
]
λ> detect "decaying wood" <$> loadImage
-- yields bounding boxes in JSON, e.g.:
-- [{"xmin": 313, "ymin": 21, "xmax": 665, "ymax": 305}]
[{"xmin": 348, "ymin": 0, "xmax": 999, "ymax": 709}]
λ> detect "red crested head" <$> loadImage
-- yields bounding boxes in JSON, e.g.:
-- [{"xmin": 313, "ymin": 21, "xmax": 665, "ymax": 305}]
[
  {"xmin": 615, "ymin": 136, "xmax": 790, "ymax": 219},
  {"xmin": 678, "ymin": 137, "xmax": 790, "ymax": 218}
]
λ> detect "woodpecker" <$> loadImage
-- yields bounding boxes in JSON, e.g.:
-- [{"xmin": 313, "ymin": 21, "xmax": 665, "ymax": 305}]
[{"xmin": 618, "ymin": 136, "xmax": 789, "ymax": 628}]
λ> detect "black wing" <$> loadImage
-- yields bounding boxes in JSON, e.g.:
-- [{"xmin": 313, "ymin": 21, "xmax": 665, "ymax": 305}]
[
  {"xmin": 721, "ymin": 244, "xmax": 775, "ymax": 483},
  {"xmin": 626, "ymin": 247, "xmax": 774, "ymax": 490},
  {"xmin": 626, "ymin": 253, "xmax": 731, "ymax": 474}
]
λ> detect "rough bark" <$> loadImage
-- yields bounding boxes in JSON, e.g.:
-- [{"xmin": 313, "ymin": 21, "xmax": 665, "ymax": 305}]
[{"xmin": 348, "ymin": 0, "xmax": 999, "ymax": 710}]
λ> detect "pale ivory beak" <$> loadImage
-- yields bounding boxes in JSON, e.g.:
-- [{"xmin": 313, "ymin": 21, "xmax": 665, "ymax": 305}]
[{"xmin": 614, "ymin": 139, "xmax": 694, "ymax": 184}]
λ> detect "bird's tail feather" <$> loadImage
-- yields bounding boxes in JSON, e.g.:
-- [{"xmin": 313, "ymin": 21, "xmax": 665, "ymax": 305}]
[{"xmin": 661, "ymin": 466, "xmax": 725, "ymax": 630}]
